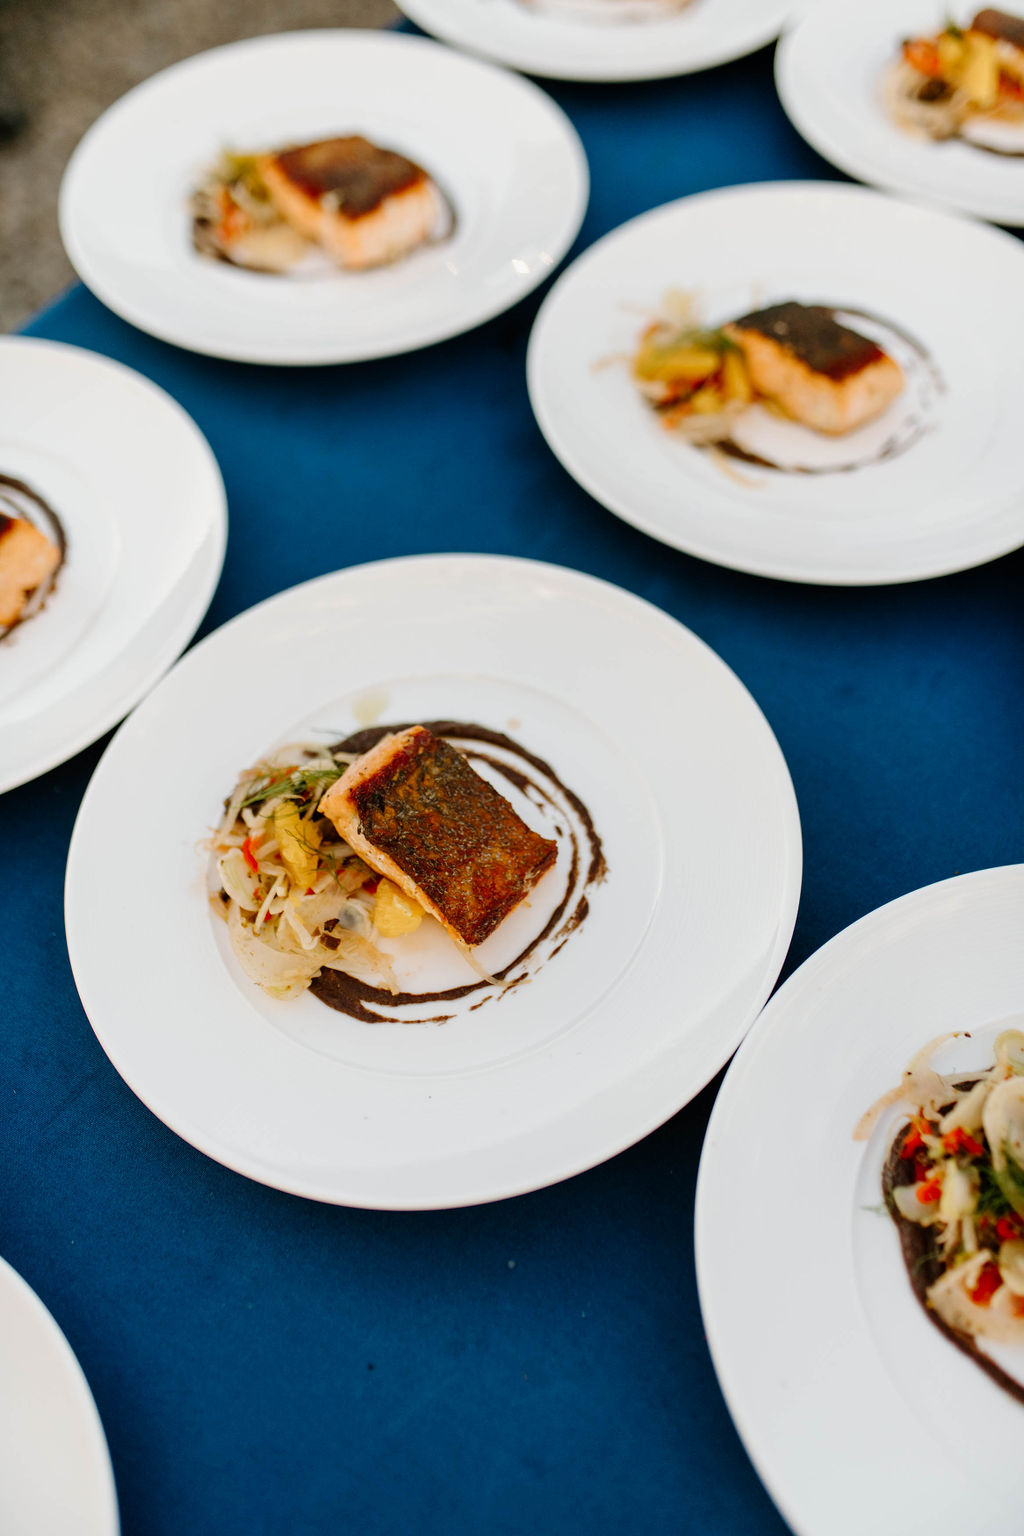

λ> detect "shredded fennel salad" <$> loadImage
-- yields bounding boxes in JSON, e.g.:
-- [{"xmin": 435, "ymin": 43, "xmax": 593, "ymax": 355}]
[
  {"xmin": 859, "ymin": 1029, "xmax": 1024, "ymax": 1347},
  {"xmin": 211, "ymin": 743, "xmax": 425, "ymax": 1001}
]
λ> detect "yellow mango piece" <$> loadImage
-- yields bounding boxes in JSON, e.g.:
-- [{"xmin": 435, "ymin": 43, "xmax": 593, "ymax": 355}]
[
  {"xmin": 633, "ymin": 343, "xmax": 722, "ymax": 385},
  {"xmin": 937, "ymin": 31, "xmax": 965, "ymax": 77},
  {"xmin": 722, "ymin": 349, "xmax": 752, "ymax": 405},
  {"xmin": 273, "ymin": 801, "xmax": 321, "ymax": 890},
  {"xmin": 689, "ymin": 385, "xmax": 725, "ymax": 414},
  {"xmin": 374, "ymin": 880, "xmax": 424, "ymax": 937},
  {"xmin": 963, "ymin": 32, "xmax": 999, "ymax": 106}
]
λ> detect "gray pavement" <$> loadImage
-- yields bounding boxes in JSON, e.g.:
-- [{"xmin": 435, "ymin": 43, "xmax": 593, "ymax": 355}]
[{"xmin": 0, "ymin": 0, "xmax": 398, "ymax": 332}]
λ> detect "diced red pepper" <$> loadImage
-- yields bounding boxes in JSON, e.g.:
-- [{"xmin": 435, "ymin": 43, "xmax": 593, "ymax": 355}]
[
  {"xmin": 997, "ymin": 1214, "xmax": 1024, "ymax": 1242},
  {"xmin": 942, "ymin": 1126, "xmax": 985, "ymax": 1159},
  {"xmin": 900, "ymin": 1127, "xmax": 925, "ymax": 1159},
  {"xmin": 903, "ymin": 38, "xmax": 942, "ymax": 75},
  {"xmin": 913, "ymin": 1156, "xmax": 932, "ymax": 1183},
  {"xmin": 969, "ymin": 1264, "xmax": 1002, "ymax": 1306},
  {"xmin": 242, "ymin": 835, "xmax": 262, "ymax": 873},
  {"xmin": 363, "ymin": 876, "xmax": 380, "ymax": 895},
  {"xmin": 916, "ymin": 1177, "xmax": 942, "ymax": 1204}
]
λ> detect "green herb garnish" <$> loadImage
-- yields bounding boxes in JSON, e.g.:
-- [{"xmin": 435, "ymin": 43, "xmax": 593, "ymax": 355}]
[{"xmin": 239, "ymin": 763, "xmax": 344, "ymax": 811}]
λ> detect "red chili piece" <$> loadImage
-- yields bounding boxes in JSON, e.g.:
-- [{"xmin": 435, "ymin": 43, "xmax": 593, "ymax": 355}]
[
  {"xmin": 942, "ymin": 1126, "xmax": 985, "ymax": 1158},
  {"xmin": 969, "ymin": 1265, "xmax": 1002, "ymax": 1307}
]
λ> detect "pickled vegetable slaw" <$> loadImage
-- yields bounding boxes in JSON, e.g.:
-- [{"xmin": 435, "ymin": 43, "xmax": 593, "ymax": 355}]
[{"xmin": 211, "ymin": 742, "xmax": 423, "ymax": 1001}]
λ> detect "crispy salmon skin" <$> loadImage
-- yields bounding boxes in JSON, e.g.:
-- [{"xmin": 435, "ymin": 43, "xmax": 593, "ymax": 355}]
[
  {"xmin": 319, "ymin": 726, "xmax": 558, "ymax": 948},
  {"xmin": 723, "ymin": 302, "xmax": 905, "ymax": 436}
]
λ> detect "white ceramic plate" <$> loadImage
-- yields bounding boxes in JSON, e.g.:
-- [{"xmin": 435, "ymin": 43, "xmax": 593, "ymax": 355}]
[
  {"xmin": 527, "ymin": 181, "xmax": 1024, "ymax": 584},
  {"xmin": 777, "ymin": 0, "xmax": 1024, "ymax": 228},
  {"xmin": 0, "ymin": 1255, "xmax": 119, "ymax": 1536},
  {"xmin": 396, "ymin": 0, "xmax": 793, "ymax": 82},
  {"xmin": 59, "ymin": 31, "xmax": 588, "ymax": 365},
  {"xmin": 66, "ymin": 555, "xmax": 801, "ymax": 1210},
  {"xmin": 696, "ymin": 866, "xmax": 1024, "ymax": 1536},
  {"xmin": 0, "ymin": 339, "xmax": 225, "ymax": 793}
]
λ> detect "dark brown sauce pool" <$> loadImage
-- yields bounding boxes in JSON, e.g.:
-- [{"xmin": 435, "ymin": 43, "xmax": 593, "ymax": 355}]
[
  {"xmin": 0, "ymin": 473, "xmax": 66, "ymax": 640},
  {"xmin": 309, "ymin": 721, "xmax": 605, "ymax": 1025}
]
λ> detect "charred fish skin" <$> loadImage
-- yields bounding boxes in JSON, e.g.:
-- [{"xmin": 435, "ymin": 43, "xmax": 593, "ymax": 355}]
[
  {"xmin": 727, "ymin": 302, "xmax": 886, "ymax": 382},
  {"xmin": 321, "ymin": 726, "xmax": 558, "ymax": 949},
  {"xmin": 262, "ymin": 136, "xmax": 427, "ymax": 218}
]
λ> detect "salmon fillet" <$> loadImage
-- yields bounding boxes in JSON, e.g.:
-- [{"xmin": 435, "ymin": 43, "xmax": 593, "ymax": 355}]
[
  {"xmin": 723, "ymin": 302, "xmax": 905, "ymax": 436},
  {"xmin": 0, "ymin": 514, "xmax": 61, "ymax": 629},
  {"xmin": 257, "ymin": 136, "xmax": 444, "ymax": 270},
  {"xmin": 319, "ymin": 726, "xmax": 558, "ymax": 948}
]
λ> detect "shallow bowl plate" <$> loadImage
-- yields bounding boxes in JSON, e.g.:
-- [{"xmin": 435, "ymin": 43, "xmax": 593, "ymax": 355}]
[
  {"xmin": 396, "ymin": 0, "xmax": 794, "ymax": 83},
  {"xmin": 0, "ymin": 1254, "xmax": 118, "ymax": 1536},
  {"xmin": 59, "ymin": 30, "xmax": 588, "ymax": 364},
  {"xmin": 66, "ymin": 554, "xmax": 801, "ymax": 1209},
  {"xmin": 777, "ymin": 0, "xmax": 1024, "ymax": 228},
  {"xmin": 696, "ymin": 866, "xmax": 1024, "ymax": 1536},
  {"xmin": 527, "ymin": 181, "xmax": 1024, "ymax": 584},
  {"xmin": 0, "ymin": 338, "xmax": 225, "ymax": 792}
]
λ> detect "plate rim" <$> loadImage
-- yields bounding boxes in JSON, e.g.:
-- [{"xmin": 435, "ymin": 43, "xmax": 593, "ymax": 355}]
[
  {"xmin": 57, "ymin": 28, "xmax": 590, "ymax": 365},
  {"xmin": 694, "ymin": 863, "xmax": 1024, "ymax": 1536},
  {"xmin": 0, "ymin": 335, "xmax": 227, "ymax": 794},
  {"xmin": 0, "ymin": 1253, "xmax": 120, "ymax": 1536},
  {"xmin": 65, "ymin": 551, "xmax": 803, "ymax": 1210},
  {"xmin": 526, "ymin": 178, "xmax": 1024, "ymax": 585},
  {"xmin": 395, "ymin": 0, "xmax": 795, "ymax": 82},
  {"xmin": 775, "ymin": 4, "xmax": 1024, "ymax": 228}
]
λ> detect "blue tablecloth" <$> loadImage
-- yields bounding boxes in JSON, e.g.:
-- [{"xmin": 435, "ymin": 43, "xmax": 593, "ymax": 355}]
[{"xmin": 5, "ymin": 31, "xmax": 1024, "ymax": 1536}]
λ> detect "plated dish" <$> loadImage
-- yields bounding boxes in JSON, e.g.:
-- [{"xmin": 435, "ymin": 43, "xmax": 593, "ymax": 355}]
[
  {"xmin": 696, "ymin": 866, "xmax": 1024, "ymax": 1536},
  {"xmin": 211, "ymin": 721, "xmax": 603, "ymax": 1021},
  {"xmin": 861, "ymin": 1029, "xmax": 1024, "ymax": 1404},
  {"xmin": 66, "ymin": 555, "xmax": 801, "ymax": 1210},
  {"xmin": 0, "ymin": 338, "xmax": 225, "ymax": 795},
  {"xmin": 886, "ymin": 9, "xmax": 1024, "ymax": 152},
  {"xmin": 59, "ymin": 30, "xmax": 588, "ymax": 364},
  {"xmin": 629, "ymin": 295, "xmax": 922, "ymax": 470},
  {"xmin": 0, "ymin": 1254, "xmax": 118, "ymax": 1536},
  {"xmin": 395, "ymin": 0, "xmax": 794, "ymax": 83},
  {"xmin": 527, "ymin": 181, "xmax": 1024, "ymax": 584},
  {"xmin": 192, "ymin": 135, "xmax": 453, "ymax": 275},
  {"xmin": 777, "ymin": 0, "xmax": 1024, "ymax": 226}
]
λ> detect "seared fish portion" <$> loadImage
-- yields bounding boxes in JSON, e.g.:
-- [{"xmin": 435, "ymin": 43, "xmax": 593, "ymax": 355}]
[
  {"xmin": 320, "ymin": 726, "xmax": 558, "ymax": 948},
  {"xmin": 724, "ymin": 302, "xmax": 905, "ymax": 436},
  {"xmin": 258, "ymin": 136, "xmax": 445, "ymax": 270},
  {"xmin": 0, "ymin": 514, "xmax": 61, "ymax": 630}
]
